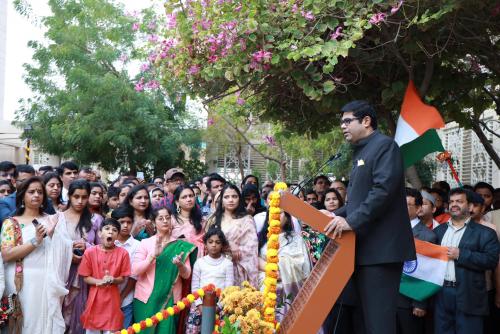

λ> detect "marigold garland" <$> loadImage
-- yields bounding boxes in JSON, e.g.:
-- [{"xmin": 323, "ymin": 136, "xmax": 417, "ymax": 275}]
[
  {"xmin": 262, "ymin": 181, "xmax": 287, "ymax": 332},
  {"xmin": 113, "ymin": 284, "xmax": 219, "ymax": 334}
]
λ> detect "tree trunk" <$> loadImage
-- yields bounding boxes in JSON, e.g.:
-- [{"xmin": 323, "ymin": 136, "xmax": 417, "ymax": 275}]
[
  {"xmin": 280, "ymin": 161, "xmax": 287, "ymax": 181},
  {"xmin": 470, "ymin": 119, "xmax": 500, "ymax": 169},
  {"xmin": 235, "ymin": 143, "xmax": 245, "ymax": 181},
  {"xmin": 405, "ymin": 166, "xmax": 423, "ymax": 189}
]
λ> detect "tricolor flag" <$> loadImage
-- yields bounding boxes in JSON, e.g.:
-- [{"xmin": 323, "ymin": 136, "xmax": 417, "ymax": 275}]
[
  {"xmin": 399, "ymin": 239, "xmax": 448, "ymax": 301},
  {"xmin": 394, "ymin": 81, "xmax": 446, "ymax": 168}
]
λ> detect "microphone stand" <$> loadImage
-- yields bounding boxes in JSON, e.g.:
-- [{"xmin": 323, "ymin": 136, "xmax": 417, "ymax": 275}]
[{"xmin": 293, "ymin": 153, "xmax": 342, "ymax": 195}]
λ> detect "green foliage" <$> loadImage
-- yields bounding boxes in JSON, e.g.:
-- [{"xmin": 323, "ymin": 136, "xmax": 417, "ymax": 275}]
[
  {"xmin": 139, "ymin": 0, "xmax": 498, "ymax": 139},
  {"xmin": 414, "ymin": 158, "xmax": 438, "ymax": 187},
  {"xmin": 15, "ymin": 0, "xmax": 202, "ymax": 173},
  {"xmin": 179, "ymin": 159, "xmax": 208, "ymax": 181}
]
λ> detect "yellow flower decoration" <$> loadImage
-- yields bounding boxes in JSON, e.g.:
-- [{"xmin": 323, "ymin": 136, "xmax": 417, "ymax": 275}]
[
  {"xmin": 156, "ymin": 312, "xmax": 163, "ymax": 321},
  {"xmin": 177, "ymin": 301, "xmax": 186, "ymax": 310},
  {"xmin": 274, "ymin": 182, "xmax": 288, "ymax": 191},
  {"xmin": 267, "ymin": 248, "xmax": 278, "ymax": 257},
  {"xmin": 269, "ymin": 207, "xmax": 281, "ymax": 214},
  {"xmin": 187, "ymin": 294, "xmax": 195, "ymax": 303},
  {"xmin": 270, "ymin": 219, "xmax": 280, "ymax": 227},
  {"xmin": 166, "ymin": 307, "xmax": 175, "ymax": 316},
  {"xmin": 268, "ymin": 192, "xmax": 280, "ymax": 200},
  {"xmin": 197, "ymin": 288, "xmax": 205, "ymax": 297},
  {"xmin": 121, "ymin": 330, "xmax": 128, "ymax": 334},
  {"xmin": 132, "ymin": 323, "xmax": 141, "ymax": 333},
  {"xmin": 145, "ymin": 318, "xmax": 153, "ymax": 327}
]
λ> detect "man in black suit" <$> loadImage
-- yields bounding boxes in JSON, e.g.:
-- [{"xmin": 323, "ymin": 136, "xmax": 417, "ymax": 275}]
[
  {"xmin": 397, "ymin": 188, "xmax": 437, "ymax": 334},
  {"xmin": 325, "ymin": 100, "xmax": 416, "ymax": 334},
  {"xmin": 433, "ymin": 187, "xmax": 499, "ymax": 334}
]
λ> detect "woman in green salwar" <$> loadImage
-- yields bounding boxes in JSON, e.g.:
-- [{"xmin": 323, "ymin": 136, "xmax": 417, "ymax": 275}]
[{"xmin": 132, "ymin": 205, "xmax": 197, "ymax": 333}]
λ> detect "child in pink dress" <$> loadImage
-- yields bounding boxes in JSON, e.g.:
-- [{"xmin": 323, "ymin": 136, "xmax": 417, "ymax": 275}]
[{"xmin": 78, "ymin": 218, "xmax": 131, "ymax": 334}]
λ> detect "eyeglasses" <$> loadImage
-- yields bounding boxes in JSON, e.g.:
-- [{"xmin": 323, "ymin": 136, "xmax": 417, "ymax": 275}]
[{"xmin": 340, "ymin": 117, "xmax": 361, "ymax": 126}]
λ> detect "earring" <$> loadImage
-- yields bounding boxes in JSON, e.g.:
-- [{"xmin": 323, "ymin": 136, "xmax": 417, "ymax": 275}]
[
  {"xmin": 177, "ymin": 206, "xmax": 181, "ymax": 214},
  {"xmin": 40, "ymin": 204, "xmax": 44, "ymax": 209},
  {"xmin": 20, "ymin": 200, "xmax": 25, "ymax": 208}
]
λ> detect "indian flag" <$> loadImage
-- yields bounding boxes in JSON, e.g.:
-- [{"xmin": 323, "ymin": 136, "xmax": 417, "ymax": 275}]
[
  {"xmin": 399, "ymin": 239, "xmax": 448, "ymax": 301},
  {"xmin": 394, "ymin": 81, "xmax": 446, "ymax": 168}
]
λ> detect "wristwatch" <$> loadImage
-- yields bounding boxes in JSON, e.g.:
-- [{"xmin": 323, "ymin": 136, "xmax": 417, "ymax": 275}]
[{"xmin": 30, "ymin": 237, "xmax": 40, "ymax": 248}]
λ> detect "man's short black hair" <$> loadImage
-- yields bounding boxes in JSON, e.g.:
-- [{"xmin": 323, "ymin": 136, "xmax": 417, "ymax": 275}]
[
  {"xmin": 405, "ymin": 187, "xmax": 423, "ymax": 206},
  {"xmin": 313, "ymin": 175, "xmax": 331, "ymax": 186},
  {"xmin": 340, "ymin": 100, "xmax": 378, "ymax": 129},
  {"xmin": 306, "ymin": 189, "xmax": 317, "ymax": 197},
  {"xmin": 58, "ymin": 161, "xmax": 79, "ymax": 175},
  {"xmin": 473, "ymin": 181, "xmax": 494, "ymax": 195},
  {"xmin": 15, "ymin": 164, "xmax": 36, "ymax": 176},
  {"xmin": 429, "ymin": 188, "xmax": 447, "ymax": 202},
  {"xmin": 206, "ymin": 173, "xmax": 226, "ymax": 190},
  {"xmin": 0, "ymin": 161, "xmax": 15, "ymax": 172},
  {"xmin": 38, "ymin": 165, "xmax": 54, "ymax": 174},
  {"xmin": 449, "ymin": 187, "xmax": 473, "ymax": 203}
]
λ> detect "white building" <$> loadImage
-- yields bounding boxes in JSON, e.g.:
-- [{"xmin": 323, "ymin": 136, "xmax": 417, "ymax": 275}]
[{"xmin": 435, "ymin": 110, "xmax": 499, "ymax": 188}]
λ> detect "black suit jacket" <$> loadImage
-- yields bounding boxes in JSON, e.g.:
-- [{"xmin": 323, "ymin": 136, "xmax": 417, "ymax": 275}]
[
  {"xmin": 398, "ymin": 221, "xmax": 437, "ymax": 309},
  {"xmin": 434, "ymin": 220, "xmax": 499, "ymax": 316},
  {"xmin": 335, "ymin": 131, "xmax": 416, "ymax": 265}
]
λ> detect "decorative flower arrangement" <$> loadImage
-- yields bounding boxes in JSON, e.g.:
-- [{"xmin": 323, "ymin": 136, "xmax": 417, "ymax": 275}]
[
  {"xmin": 217, "ymin": 281, "xmax": 273, "ymax": 334},
  {"xmin": 113, "ymin": 284, "xmax": 218, "ymax": 334},
  {"xmin": 262, "ymin": 182, "xmax": 287, "ymax": 331}
]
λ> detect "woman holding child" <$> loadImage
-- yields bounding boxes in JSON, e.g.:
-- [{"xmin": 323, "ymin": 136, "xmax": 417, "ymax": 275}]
[{"xmin": 132, "ymin": 205, "xmax": 197, "ymax": 334}]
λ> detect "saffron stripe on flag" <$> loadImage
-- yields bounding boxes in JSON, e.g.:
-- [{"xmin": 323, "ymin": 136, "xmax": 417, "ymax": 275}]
[{"xmin": 414, "ymin": 239, "xmax": 449, "ymax": 261}]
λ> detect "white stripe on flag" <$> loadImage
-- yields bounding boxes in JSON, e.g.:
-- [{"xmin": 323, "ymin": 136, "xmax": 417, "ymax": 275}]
[
  {"xmin": 394, "ymin": 116, "xmax": 419, "ymax": 146},
  {"xmin": 408, "ymin": 254, "xmax": 447, "ymax": 286}
]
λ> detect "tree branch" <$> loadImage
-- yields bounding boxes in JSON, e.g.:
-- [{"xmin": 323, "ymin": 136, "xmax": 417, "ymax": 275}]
[
  {"xmin": 219, "ymin": 114, "xmax": 282, "ymax": 164},
  {"xmin": 418, "ymin": 58, "xmax": 434, "ymax": 97}
]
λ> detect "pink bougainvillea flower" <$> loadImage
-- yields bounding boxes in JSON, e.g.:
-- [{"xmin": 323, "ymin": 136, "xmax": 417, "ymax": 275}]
[
  {"xmin": 239, "ymin": 38, "xmax": 247, "ymax": 51},
  {"xmin": 263, "ymin": 135, "xmax": 277, "ymax": 146},
  {"xmin": 165, "ymin": 13, "xmax": 177, "ymax": 29},
  {"xmin": 207, "ymin": 118, "xmax": 215, "ymax": 126},
  {"xmin": 119, "ymin": 53, "xmax": 128, "ymax": 62},
  {"xmin": 146, "ymin": 80, "xmax": 160, "ymax": 89},
  {"xmin": 369, "ymin": 13, "xmax": 386, "ymax": 25},
  {"xmin": 147, "ymin": 21, "xmax": 157, "ymax": 30},
  {"xmin": 252, "ymin": 50, "xmax": 272, "ymax": 63},
  {"xmin": 291, "ymin": 4, "xmax": 298, "ymax": 13},
  {"xmin": 391, "ymin": 1, "xmax": 403, "ymax": 14},
  {"xmin": 301, "ymin": 10, "xmax": 315, "ymax": 21},
  {"xmin": 135, "ymin": 78, "xmax": 145, "ymax": 92},
  {"xmin": 132, "ymin": 22, "xmax": 140, "ymax": 31},
  {"xmin": 148, "ymin": 34, "xmax": 158, "ymax": 43},
  {"xmin": 148, "ymin": 53, "xmax": 158, "ymax": 62},
  {"xmin": 235, "ymin": 4, "xmax": 242, "ymax": 12},
  {"xmin": 330, "ymin": 26, "xmax": 343, "ymax": 40},
  {"xmin": 237, "ymin": 97, "xmax": 245, "ymax": 105},
  {"xmin": 140, "ymin": 63, "xmax": 150, "ymax": 72},
  {"xmin": 188, "ymin": 64, "xmax": 201, "ymax": 75}
]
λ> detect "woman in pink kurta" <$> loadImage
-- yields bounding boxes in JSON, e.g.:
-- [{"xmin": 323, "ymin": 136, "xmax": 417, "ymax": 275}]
[
  {"xmin": 207, "ymin": 184, "xmax": 258, "ymax": 287},
  {"xmin": 171, "ymin": 185, "xmax": 206, "ymax": 257}
]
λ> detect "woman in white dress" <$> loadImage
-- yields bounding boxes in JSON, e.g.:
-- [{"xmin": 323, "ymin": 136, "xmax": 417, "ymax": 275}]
[{"xmin": 0, "ymin": 176, "xmax": 73, "ymax": 334}]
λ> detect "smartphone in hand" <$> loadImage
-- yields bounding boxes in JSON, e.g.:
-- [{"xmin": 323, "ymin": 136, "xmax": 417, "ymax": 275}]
[{"xmin": 32, "ymin": 219, "xmax": 47, "ymax": 238}]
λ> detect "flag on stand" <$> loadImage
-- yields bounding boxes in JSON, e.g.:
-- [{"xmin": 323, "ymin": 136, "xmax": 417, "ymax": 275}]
[
  {"xmin": 394, "ymin": 81, "xmax": 446, "ymax": 168},
  {"xmin": 399, "ymin": 239, "xmax": 448, "ymax": 301}
]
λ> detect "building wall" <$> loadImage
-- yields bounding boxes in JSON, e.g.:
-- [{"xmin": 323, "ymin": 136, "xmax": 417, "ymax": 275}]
[
  {"xmin": 0, "ymin": 1, "xmax": 7, "ymax": 120},
  {"xmin": 435, "ymin": 110, "xmax": 499, "ymax": 188}
]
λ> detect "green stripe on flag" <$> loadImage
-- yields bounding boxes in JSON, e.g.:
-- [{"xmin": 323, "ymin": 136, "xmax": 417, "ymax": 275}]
[
  {"xmin": 400, "ymin": 129, "xmax": 445, "ymax": 168},
  {"xmin": 399, "ymin": 274, "xmax": 442, "ymax": 301}
]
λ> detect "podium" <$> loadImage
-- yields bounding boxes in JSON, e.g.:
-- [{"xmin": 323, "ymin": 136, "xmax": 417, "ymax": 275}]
[{"xmin": 278, "ymin": 192, "xmax": 356, "ymax": 334}]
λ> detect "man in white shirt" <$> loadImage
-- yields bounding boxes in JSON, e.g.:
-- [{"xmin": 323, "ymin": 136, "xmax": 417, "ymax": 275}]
[
  {"xmin": 57, "ymin": 161, "xmax": 79, "ymax": 205},
  {"xmin": 433, "ymin": 188, "xmax": 499, "ymax": 334}
]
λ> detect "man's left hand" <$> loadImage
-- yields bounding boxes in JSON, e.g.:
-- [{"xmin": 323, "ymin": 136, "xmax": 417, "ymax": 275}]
[
  {"xmin": 447, "ymin": 247, "xmax": 459, "ymax": 260},
  {"xmin": 324, "ymin": 216, "xmax": 352, "ymax": 239}
]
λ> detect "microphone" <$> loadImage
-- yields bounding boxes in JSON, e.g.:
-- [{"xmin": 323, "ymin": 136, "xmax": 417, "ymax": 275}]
[{"xmin": 292, "ymin": 152, "xmax": 342, "ymax": 195}]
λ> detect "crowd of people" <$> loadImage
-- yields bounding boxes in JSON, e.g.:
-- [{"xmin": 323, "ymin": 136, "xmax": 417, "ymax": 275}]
[{"xmin": 0, "ymin": 159, "xmax": 499, "ymax": 334}]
